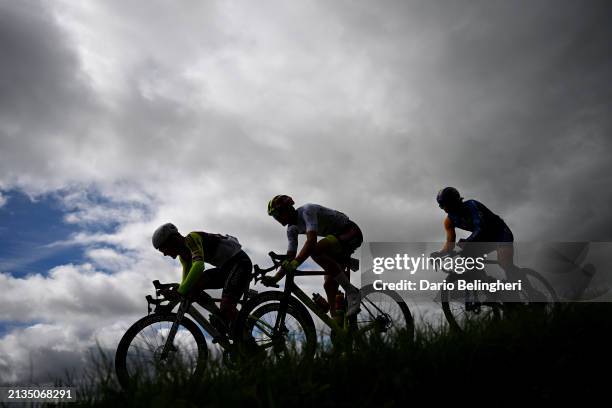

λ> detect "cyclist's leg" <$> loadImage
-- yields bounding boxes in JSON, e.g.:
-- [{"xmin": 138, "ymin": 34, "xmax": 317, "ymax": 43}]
[
  {"xmin": 324, "ymin": 271, "xmax": 345, "ymax": 315},
  {"xmin": 313, "ymin": 222, "xmax": 363, "ymax": 315},
  {"xmin": 497, "ymin": 245, "xmax": 518, "ymax": 276},
  {"xmin": 312, "ymin": 236, "xmax": 344, "ymax": 305},
  {"xmin": 194, "ymin": 267, "xmax": 226, "ymax": 292},
  {"xmin": 189, "ymin": 268, "xmax": 226, "ymax": 316},
  {"xmin": 495, "ymin": 227, "xmax": 525, "ymax": 281},
  {"xmin": 220, "ymin": 251, "xmax": 253, "ymax": 327},
  {"xmin": 336, "ymin": 221, "xmax": 363, "ymax": 251},
  {"xmin": 336, "ymin": 221, "xmax": 363, "ymax": 312},
  {"xmin": 312, "ymin": 236, "xmax": 361, "ymax": 315},
  {"xmin": 494, "ymin": 227, "xmax": 541, "ymax": 303}
]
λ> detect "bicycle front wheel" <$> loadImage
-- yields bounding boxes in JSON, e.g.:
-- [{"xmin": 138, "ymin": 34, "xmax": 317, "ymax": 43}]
[
  {"xmin": 356, "ymin": 284, "xmax": 414, "ymax": 343},
  {"xmin": 519, "ymin": 268, "xmax": 558, "ymax": 302},
  {"xmin": 441, "ymin": 274, "xmax": 502, "ymax": 332},
  {"xmin": 115, "ymin": 313, "xmax": 208, "ymax": 389}
]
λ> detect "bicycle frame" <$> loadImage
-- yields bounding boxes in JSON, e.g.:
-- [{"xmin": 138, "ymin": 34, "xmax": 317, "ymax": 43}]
[
  {"xmin": 154, "ymin": 299, "xmax": 230, "ymax": 360},
  {"xmin": 150, "ymin": 288, "xmax": 258, "ymax": 358},
  {"xmin": 274, "ymin": 270, "xmax": 344, "ymax": 333},
  {"xmin": 252, "ymin": 266, "xmax": 385, "ymax": 346},
  {"xmin": 439, "ymin": 256, "xmax": 509, "ymax": 311}
]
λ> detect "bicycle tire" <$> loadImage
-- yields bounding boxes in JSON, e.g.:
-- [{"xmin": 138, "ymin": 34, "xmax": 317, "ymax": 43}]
[
  {"xmin": 441, "ymin": 274, "xmax": 502, "ymax": 332},
  {"xmin": 357, "ymin": 284, "xmax": 414, "ymax": 342},
  {"xmin": 234, "ymin": 291, "xmax": 316, "ymax": 361},
  {"xmin": 517, "ymin": 267, "xmax": 559, "ymax": 312},
  {"xmin": 115, "ymin": 313, "xmax": 208, "ymax": 389}
]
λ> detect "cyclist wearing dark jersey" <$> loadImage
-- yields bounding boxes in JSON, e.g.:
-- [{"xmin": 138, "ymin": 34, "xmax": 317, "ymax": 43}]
[
  {"xmin": 263, "ymin": 195, "xmax": 363, "ymax": 316},
  {"xmin": 152, "ymin": 223, "xmax": 252, "ymax": 331},
  {"xmin": 432, "ymin": 187, "xmax": 522, "ymax": 282}
]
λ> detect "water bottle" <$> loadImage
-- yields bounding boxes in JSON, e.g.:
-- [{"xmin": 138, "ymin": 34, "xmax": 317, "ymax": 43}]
[{"xmin": 312, "ymin": 293, "xmax": 330, "ymax": 314}]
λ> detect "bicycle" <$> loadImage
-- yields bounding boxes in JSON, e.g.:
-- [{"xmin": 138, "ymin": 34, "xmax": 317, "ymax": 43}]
[
  {"xmin": 436, "ymin": 250, "xmax": 558, "ymax": 332},
  {"xmin": 114, "ymin": 279, "xmax": 258, "ymax": 389},
  {"xmin": 233, "ymin": 251, "xmax": 414, "ymax": 360}
]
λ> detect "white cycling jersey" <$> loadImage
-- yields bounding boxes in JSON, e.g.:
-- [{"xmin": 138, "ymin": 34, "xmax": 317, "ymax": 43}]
[{"xmin": 286, "ymin": 203, "xmax": 351, "ymax": 252}]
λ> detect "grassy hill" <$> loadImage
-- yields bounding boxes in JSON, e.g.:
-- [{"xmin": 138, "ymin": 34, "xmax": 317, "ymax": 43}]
[{"xmin": 53, "ymin": 303, "xmax": 612, "ymax": 407}]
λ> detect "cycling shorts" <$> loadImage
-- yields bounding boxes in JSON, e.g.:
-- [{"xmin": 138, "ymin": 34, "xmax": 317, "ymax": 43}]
[
  {"xmin": 322, "ymin": 220, "xmax": 363, "ymax": 258},
  {"xmin": 193, "ymin": 250, "xmax": 252, "ymax": 301},
  {"xmin": 461, "ymin": 226, "xmax": 515, "ymax": 257}
]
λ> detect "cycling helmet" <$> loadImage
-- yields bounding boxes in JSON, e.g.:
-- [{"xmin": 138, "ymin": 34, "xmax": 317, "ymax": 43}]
[
  {"xmin": 152, "ymin": 223, "xmax": 179, "ymax": 249},
  {"xmin": 436, "ymin": 187, "xmax": 462, "ymax": 207},
  {"xmin": 267, "ymin": 195, "xmax": 295, "ymax": 215}
]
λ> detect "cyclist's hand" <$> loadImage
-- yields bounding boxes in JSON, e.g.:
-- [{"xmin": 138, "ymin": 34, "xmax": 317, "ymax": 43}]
[
  {"xmin": 164, "ymin": 286, "xmax": 183, "ymax": 301},
  {"xmin": 261, "ymin": 274, "xmax": 281, "ymax": 287},
  {"xmin": 457, "ymin": 238, "xmax": 467, "ymax": 249},
  {"xmin": 281, "ymin": 259, "xmax": 299, "ymax": 273}
]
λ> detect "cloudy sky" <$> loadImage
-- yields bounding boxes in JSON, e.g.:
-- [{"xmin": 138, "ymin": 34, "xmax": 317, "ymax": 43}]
[{"xmin": 1, "ymin": 0, "xmax": 611, "ymax": 383}]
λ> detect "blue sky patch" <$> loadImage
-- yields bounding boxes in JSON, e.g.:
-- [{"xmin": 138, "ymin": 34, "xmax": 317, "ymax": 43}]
[
  {"xmin": 0, "ymin": 190, "xmax": 87, "ymax": 277},
  {"xmin": 0, "ymin": 320, "xmax": 43, "ymax": 337}
]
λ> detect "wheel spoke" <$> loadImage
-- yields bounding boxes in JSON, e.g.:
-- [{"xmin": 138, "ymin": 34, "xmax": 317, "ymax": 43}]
[
  {"xmin": 356, "ymin": 286, "xmax": 413, "ymax": 343},
  {"xmin": 242, "ymin": 302, "xmax": 315, "ymax": 361}
]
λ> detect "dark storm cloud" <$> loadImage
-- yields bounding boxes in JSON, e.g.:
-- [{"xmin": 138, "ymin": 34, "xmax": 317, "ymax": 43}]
[
  {"xmin": 0, "ymin": 1, "xmax": 84, "ymax": 124},
  {"xmin": 313, "ymin": 0, "xmax": 612, "ymax": 241},
  {"xmin": 0, "ymin": 0, "xmax": 100, "ymax": 193}
]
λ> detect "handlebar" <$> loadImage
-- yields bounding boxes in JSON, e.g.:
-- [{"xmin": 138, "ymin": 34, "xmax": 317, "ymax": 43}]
[
  {"xmin": 269, "ymin": 251, "xmax": 287, "ymax": 262},
  {"xmin": 252, "ymin": 251, "xmax": 286, "ymax": 287},
  {"xmin": 146, "ymin": 280, "xmax": 180, "ymax": 314},
  {"xmin": 152, "ymin": 280, "xmax": 179, "ymax": 297}
]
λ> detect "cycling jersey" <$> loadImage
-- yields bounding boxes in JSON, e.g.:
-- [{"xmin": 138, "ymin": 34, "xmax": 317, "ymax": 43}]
[
  {"xmin": 286, "ymin": 203, "xmax": 354, "ymax": 253},
  {"xmin": 178, "ymin": 231, "xmax": 243, "ymax": 294},
  {"xmin": 447, "ymin": 200, "xmax": 512, "ymax": 242}
]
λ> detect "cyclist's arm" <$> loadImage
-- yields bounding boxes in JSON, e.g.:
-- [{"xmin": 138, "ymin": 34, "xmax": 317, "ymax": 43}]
[
  {"xmin": 178, "ymin": 261, "xmax": 205, "ymax": 295},
  {"xmin": 274, "ymin": 232, "xmax": 315, "ymax": 281},
  {"xmin": 178, "ymin": 233, "xmax": 206, "ymax": 295},
  {"xmin": 441, "ymin": 216, "xmax": 456, "ymax": 253},
  {"xmin": 286, "ymin": 206, "xmax": 318, "ymax": 265},
  {"xmin": 295, "ymin": 231, "xmax": 317, "ymax": 264},
  {"xmin": 464, "ymin": 202, "xmax": 482, "ymax": 242},
  {"xmin": 293, "ymin": 205, "xmax": 318, "ymax": 264}
]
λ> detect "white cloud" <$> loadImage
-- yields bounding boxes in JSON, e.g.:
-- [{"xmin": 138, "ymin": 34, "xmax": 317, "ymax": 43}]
[{"xmin": 0, "ymin": 255, "xmax": 179, "ymax": 383}]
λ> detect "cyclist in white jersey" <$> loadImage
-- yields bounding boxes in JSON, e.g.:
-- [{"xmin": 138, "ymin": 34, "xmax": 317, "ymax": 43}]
[{"xmin": 263, "ymin": 195, "xmax": 363, "ymax": 316}]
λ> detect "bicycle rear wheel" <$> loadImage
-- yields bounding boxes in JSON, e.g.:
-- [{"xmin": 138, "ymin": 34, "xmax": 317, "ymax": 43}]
[
  {"xmin": 115, "ymin": 313, "xmax": 208, "ymax": 389},
  {"xmin": 520, "ymin": 268, "xmax": 559, "ymax": 314},
  {"xmin": 356, "ymin": 284, "xmax": 414, "ymax": 343}
]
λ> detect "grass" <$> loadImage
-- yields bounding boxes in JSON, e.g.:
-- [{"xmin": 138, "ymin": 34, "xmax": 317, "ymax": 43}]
[{"xmin": 46, "ymin": 303, "xmax": 612, "ymax": 407}]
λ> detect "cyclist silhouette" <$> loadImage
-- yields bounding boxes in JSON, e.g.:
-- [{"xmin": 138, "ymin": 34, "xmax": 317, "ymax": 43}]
[
  {"xmin": 263, "ymin": 195, "xmax": 363, "ymax": 316},
  {"xmin": 431, "ymin": 187, "xmax": 526, "ymax": 285},
  {"xmin": 151, "ymin": 223, "xmax": 252, "ymax": 333}
]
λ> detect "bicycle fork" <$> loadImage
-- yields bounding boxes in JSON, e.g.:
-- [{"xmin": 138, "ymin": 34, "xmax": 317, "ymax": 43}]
[
  {"xmin": 272, "ymin": 283, "xmax": 293, "ymax": 338},
  {"xmin": 160, "ymin": 299, "xmax": 190, "ymax": 360}
]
